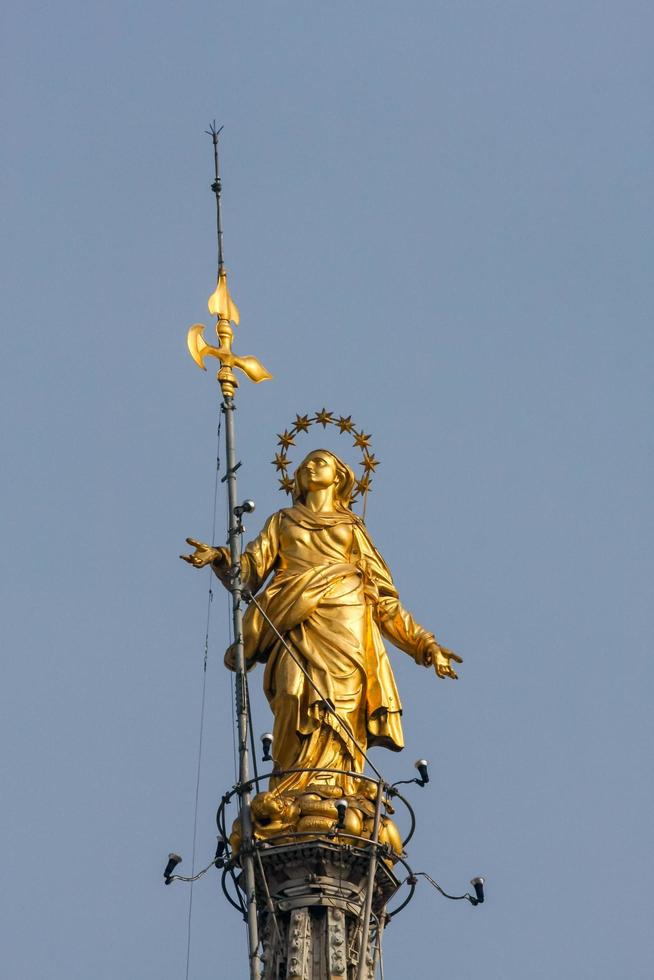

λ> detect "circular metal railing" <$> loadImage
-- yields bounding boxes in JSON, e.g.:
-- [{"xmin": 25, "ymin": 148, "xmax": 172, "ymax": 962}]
[{"xmin": 215, "ymin": 765, "xmax": 420, "ymax": 922}]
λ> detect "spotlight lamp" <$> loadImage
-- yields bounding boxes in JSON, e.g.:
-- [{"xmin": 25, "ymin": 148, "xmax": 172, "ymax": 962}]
[
  {"xmin": 260, "ymin": 732, "xmax": 273, "ymax": 762},
  {"xmin": 214, "ymin": 838, "xmax": 226, "ymax": 869},
  {"xmin": 470, "ymin": 876, "xmax": 485, "ymax": 905},
  {"xmin": 163, "ymin": 853, "xmax": 182, "ymax": 885},
  {"xmin": 335, "ymin": 798, "xmax": 348, "ymax": 828},
  {"xmin": 414, "ymin": 759, "xmax": 430, "ymax": 786}
]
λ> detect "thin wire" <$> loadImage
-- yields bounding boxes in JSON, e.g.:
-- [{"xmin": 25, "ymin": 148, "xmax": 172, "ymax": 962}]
[
  {"xmin": 240, "ymin": 530, "xmax": 259, "ymax": 785},
  {"xmin": 245, "ymin": 674, "xmax": 259, "ymax": 783},
  {"xmin": 229, "ymin": 620, "xmax": 237, "ymax": 777},
  {"xmin": 370, "ymin": 912, "xmax": 384, "ymax": 980},
  {"xmin": 414, "ymin": 871, "xmax": 477, "ymax": 904},
  {"xmin": 169, "ymin": 855, "xmax": 218, "ymax": 885},
  {"xmin": 226, "ymin": 486, "xmax": 238, "ymax": 781},
  {"xmin": 184, "ymin": 414, "xmax": 223, "ymax": 980},
  {"xmin": 254, "ymin": 848, "xmax": 282, "ymax": 946}
]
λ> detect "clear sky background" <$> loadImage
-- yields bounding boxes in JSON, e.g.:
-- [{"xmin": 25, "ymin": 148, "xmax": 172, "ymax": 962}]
[{"xmin": 2, "ymin": 2, "xmax": 652, "ymax": 978}]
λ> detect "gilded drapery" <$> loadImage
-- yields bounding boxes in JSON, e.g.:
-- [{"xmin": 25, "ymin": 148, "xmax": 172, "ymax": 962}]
[{"xmin": 218, "ymin": 504, "xmax": 435, "ymax": 794}]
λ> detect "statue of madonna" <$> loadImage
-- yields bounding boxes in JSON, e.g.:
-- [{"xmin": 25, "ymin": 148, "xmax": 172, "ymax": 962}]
[{"xmin": 182, "ymin": 449, "xmax": 461, "ymax": 796}]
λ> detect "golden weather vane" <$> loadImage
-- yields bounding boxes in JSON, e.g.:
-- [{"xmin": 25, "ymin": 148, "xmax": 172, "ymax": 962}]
[{"xmin": 186, "ymin": 123, "xmax": 271, "ymax": 398}]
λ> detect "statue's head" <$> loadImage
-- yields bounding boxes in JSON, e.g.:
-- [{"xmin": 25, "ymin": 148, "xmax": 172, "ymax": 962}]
[{"xmin": 293, "ymin": 450, "xmax": 355, "ymax": 509}]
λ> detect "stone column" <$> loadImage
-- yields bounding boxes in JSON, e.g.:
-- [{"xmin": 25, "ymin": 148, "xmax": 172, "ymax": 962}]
[{"xmin": 249, "ymin": 840, "xmax": 400, "ymax": 980}]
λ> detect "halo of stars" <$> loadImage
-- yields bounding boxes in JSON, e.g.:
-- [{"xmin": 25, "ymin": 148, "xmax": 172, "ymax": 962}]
[{"xmin": 272, "ymin": 410, "xmax": 380, "ymax": 505}]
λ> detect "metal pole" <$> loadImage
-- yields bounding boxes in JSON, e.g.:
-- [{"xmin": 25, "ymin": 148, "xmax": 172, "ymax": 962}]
[
  {"xmin": 207, "ymin": 122, "xmax": 226, "ymax": 275},
  {"xmin": 356, "ymin": 779, "xmax": 384, "ymax": 980},
  {"xmin": 223, "ymin": 393, "xmax": 261, "ymax": 979}
]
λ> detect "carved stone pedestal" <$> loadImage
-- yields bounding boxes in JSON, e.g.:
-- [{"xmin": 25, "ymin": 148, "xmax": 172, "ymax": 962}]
[{"xmin": 245, "ymin": 841, "xmax": 400, "ymax": 980}]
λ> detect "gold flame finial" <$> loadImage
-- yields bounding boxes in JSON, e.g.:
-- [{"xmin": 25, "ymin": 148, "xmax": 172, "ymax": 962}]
[{"xmin": 208, "ymin": 268, "xmax": 240, "ymax": 324}]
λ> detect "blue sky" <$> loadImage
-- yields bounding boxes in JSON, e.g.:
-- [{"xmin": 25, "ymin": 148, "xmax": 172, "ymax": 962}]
[{"xmin": 2, "ymin": 2, "xmax": 653, "ymax": 977}]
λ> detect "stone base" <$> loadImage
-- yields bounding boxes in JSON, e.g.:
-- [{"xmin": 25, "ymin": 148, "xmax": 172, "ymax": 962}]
[{"xmin": 239, "ymin": 841, "xmax": 400, "ymax": 980}]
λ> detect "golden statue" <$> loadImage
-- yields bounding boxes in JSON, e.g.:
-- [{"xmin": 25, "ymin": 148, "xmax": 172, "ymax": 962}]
[{"xmin": 182, "ymin": 448, "xmax": 460, "ymax": 851}]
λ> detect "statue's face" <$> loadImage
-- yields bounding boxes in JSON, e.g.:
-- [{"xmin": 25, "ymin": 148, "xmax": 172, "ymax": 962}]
[{"xmin": 297, "ymin": 451, "xmax": 338, "ymax": 492}]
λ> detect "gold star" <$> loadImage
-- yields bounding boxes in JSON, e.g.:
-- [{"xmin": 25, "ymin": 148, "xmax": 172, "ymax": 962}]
[
  {"xmin": 272, "ymin": 452, "xmax": 289, "ymax": 472},
  {"xmin": 315, "ymin": 408, "xmax": 334, "ymax": 428},
  {"xmin": 355, "ymin": 475, "xmax": 372, "ymax": 495},
  {"xmin": 362, "ymin": 453, "xmax": 379, "ymax": 472},
  {"xmin": 279, "ymin": 475, "xmax": 294, "ymax": 494},
  {"xmin": 277, "ymin": 430, "xmax": 295, "ymax": 449},
  {"xmin": 293, "ymin": 414, "xmax": 311, "ymax": 433},
  {"xmin": 353, "ymin": 430, "xmax": 372, "ymax": 449},
  {"xmin": 336, "ymin": 415, "xmax": 354, "ymax": 433}
]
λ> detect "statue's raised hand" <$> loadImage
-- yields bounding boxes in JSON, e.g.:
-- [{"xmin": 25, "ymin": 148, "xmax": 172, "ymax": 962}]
[
  {"xmin": 425, "ymin": 641, "xmax": 462, "ymax": 680},
  {"xmin": 180, "ymin": 537, "xmax": 222, "ymax": 568}
]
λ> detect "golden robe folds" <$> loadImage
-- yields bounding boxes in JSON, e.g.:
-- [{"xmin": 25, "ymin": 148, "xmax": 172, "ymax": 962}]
[{"xmin": 225, "ymin": 503, "xmax": 435, "ymax": 795}]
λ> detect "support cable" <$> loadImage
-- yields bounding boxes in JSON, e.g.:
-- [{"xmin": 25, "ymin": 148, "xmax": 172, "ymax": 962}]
[
  {"xmin": 221, "ymin": 393, "xmax": 262, "ymax": 977},
  {"xmin": 412, "ymin": 871, "xmax": 481, "ymax": 905},
  {"xmin": 356, "ymin": 778, "xmax": 384, "ymax": 980},
  {"xmin": 254, "ymin": 847, "xmax": 283, "ymax": 947},
  {"xmin": 370, "ymin": 911, "xmax": 384, "ymax": 980},
  {"xmin": 239, "ymin": 524, "xmax": 259, "ymax": 786},
  {"xmin": 169, "ymin": 856, "xmax": 218, "ymax": 885},
  {"xmin": 231, "ymin": 590, "xmax": 389, "ymax": 980},
  {"xmin": 245, "ymin": 676, "xmax": 259, "ymax": 785},
  {"xmin": 226, "ymin": 482, "xmax": 238, "ymax": 782},
  {"xmin": 184, "ymin": 414, "xmax": 222, "ymax": 980}
]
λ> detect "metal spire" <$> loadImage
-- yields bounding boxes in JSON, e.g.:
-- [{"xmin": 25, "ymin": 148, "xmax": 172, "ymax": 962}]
[
  {"xmin": 205, "ymin": 122, "xmax": 226, "ymax": 276},
  {"xmin": 185, "ymin": 127, "xmax": 272, "ymax": 980}
]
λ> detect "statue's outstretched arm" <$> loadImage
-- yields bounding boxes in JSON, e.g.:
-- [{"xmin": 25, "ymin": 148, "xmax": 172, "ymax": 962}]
[
  {"xmin": 377, "ymin": 596, "xmax": 462, "ymax": 680},
  {"xmin": 179, "ymin": 538, "xmax": 231, "ymax": 587},
  {"xmin": 180, "ymin": 512, "xmax": 281, "ymax": 594},
  {"xmin": 353, "ymin": 524, "xmax": 462, "ymax": 680}
]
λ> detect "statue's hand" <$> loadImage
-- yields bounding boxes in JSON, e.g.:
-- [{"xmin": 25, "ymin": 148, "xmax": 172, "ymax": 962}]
[
  {"xmin": 180, "ymin": 537, "xmax": 223, "ymax": 569},
  {"xmin": 424, "ymin": 641, "xmax": 462, "ymax": 680}
]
